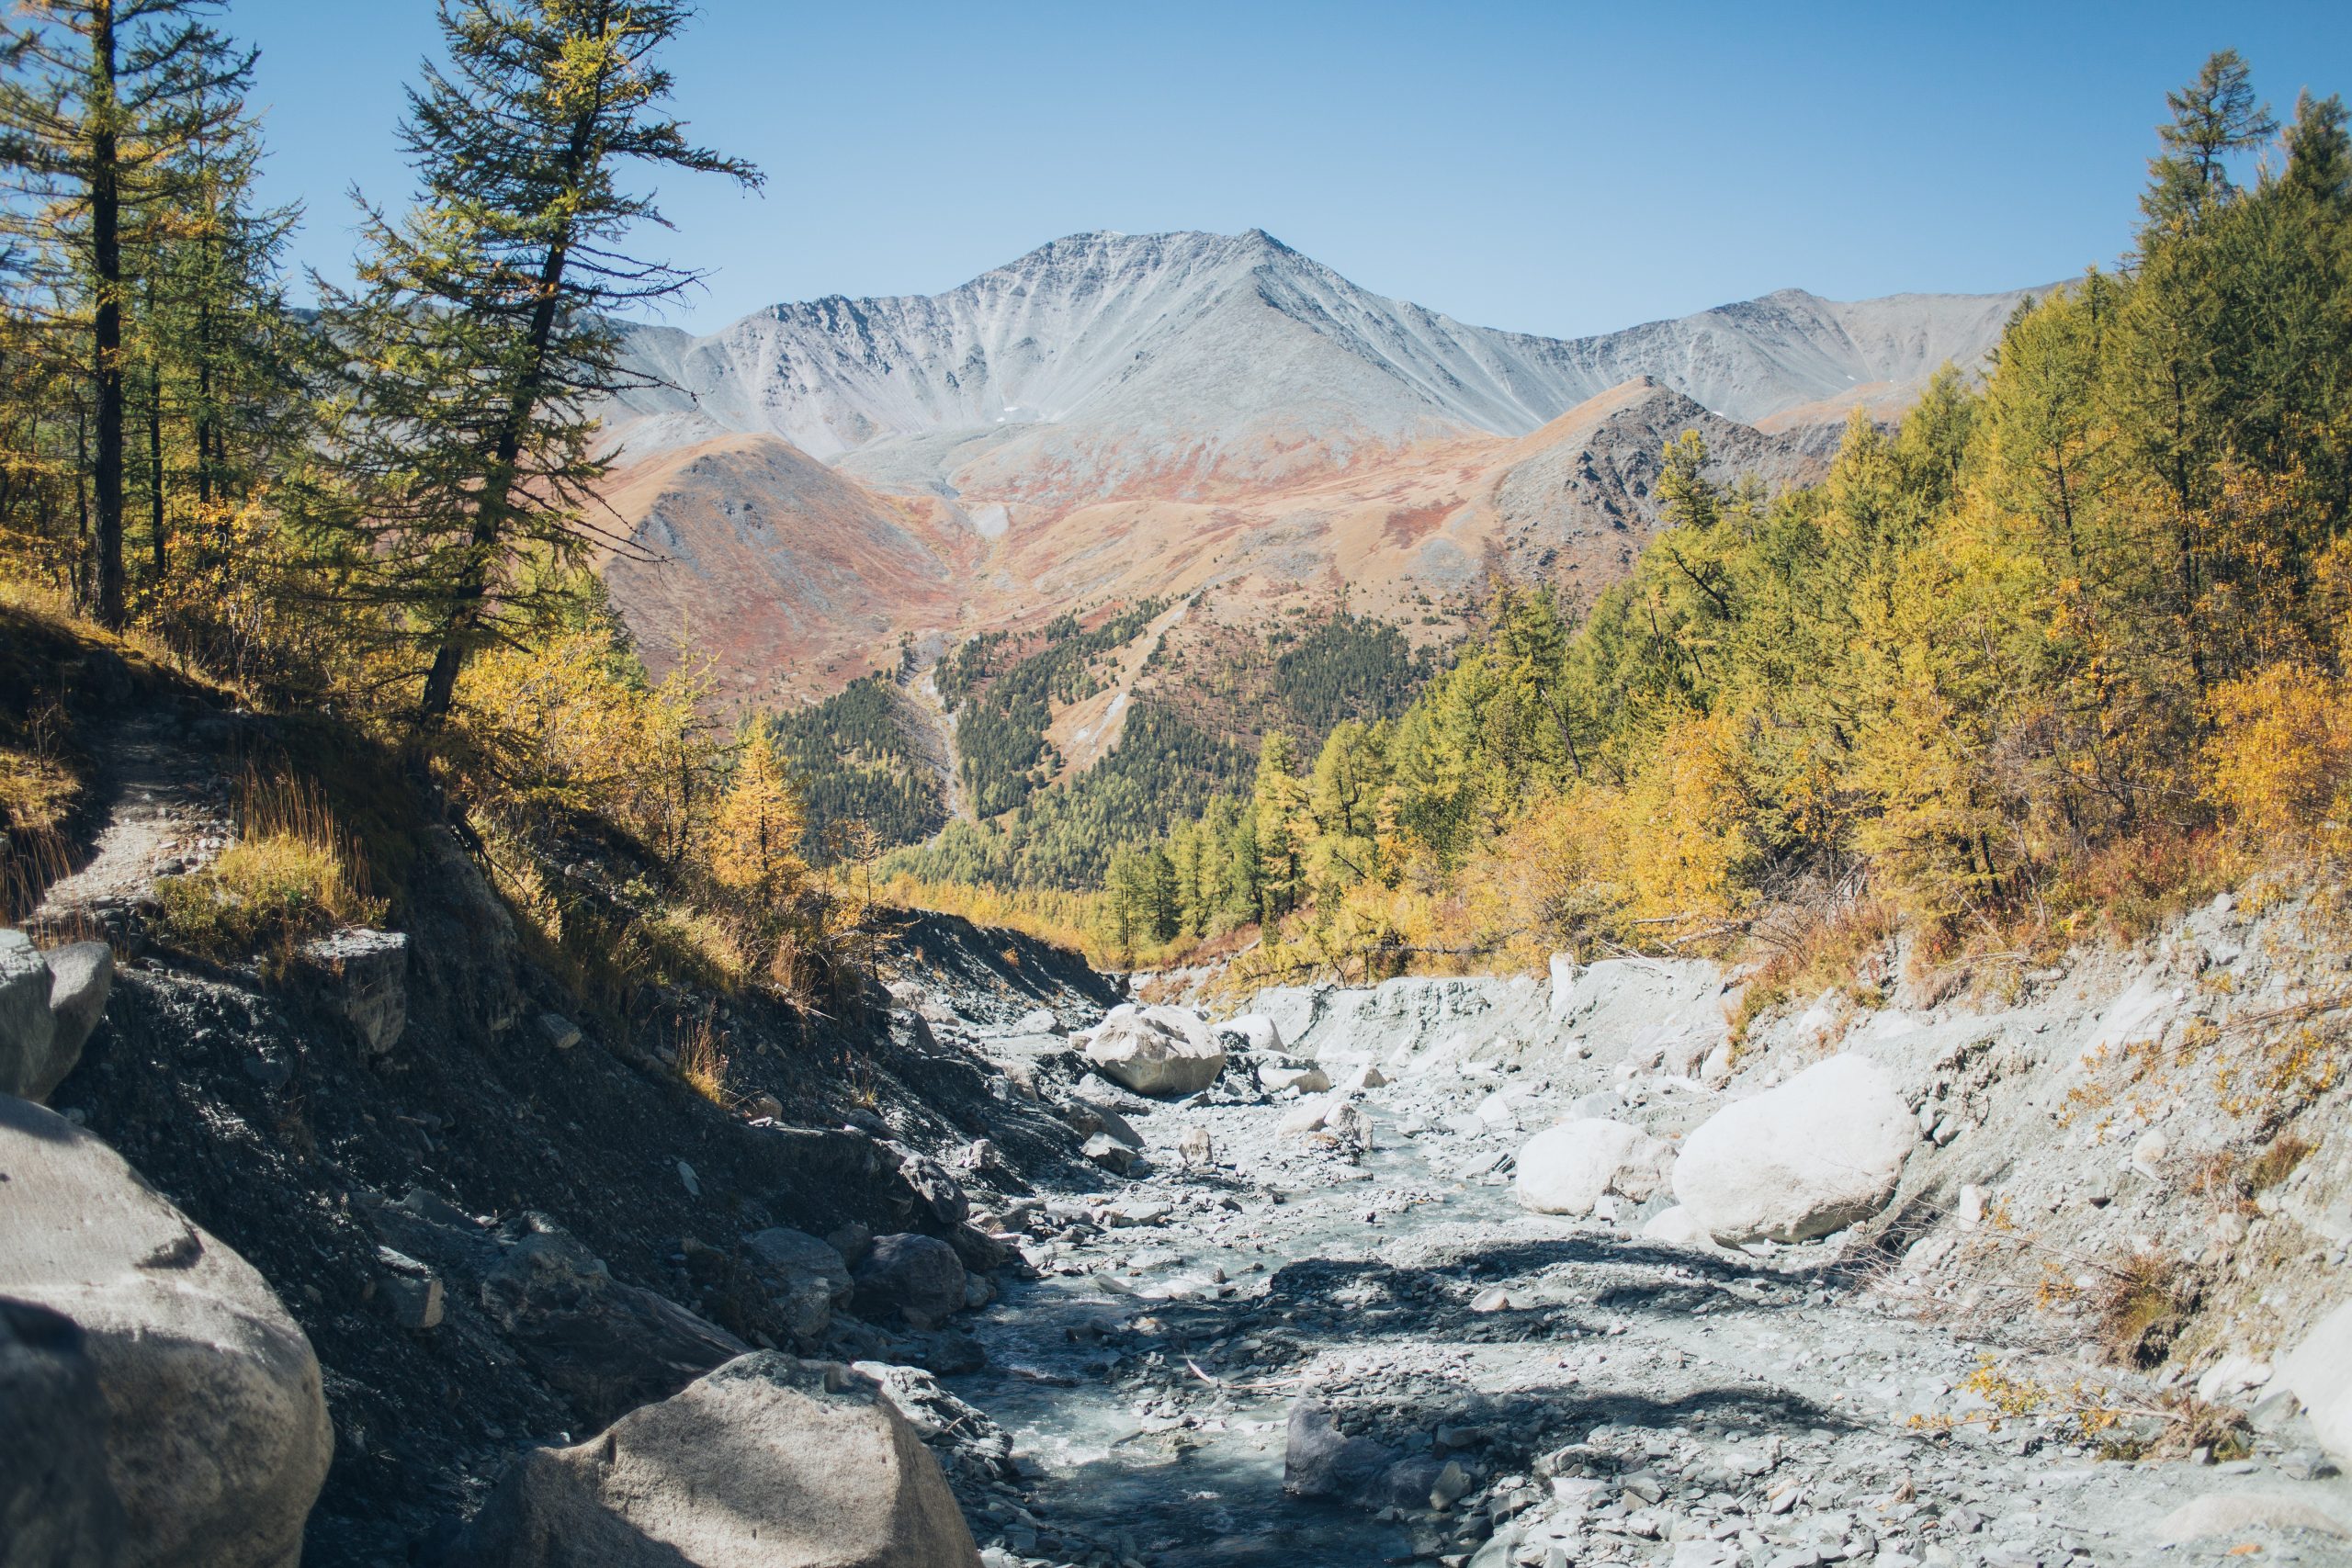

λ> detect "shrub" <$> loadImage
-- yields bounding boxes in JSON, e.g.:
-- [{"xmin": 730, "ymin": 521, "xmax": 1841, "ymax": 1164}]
[
  {"xmin": 2093, "ymin": 1250, "xmax": 2199, "ymax": 1369},
  {"xmin": 155, "ymin": 773, "xmax": 383, "ymax": 963},
  {"xmin": 2203, "ymin": 660, "xmax": 2352, "ymax": 845}
]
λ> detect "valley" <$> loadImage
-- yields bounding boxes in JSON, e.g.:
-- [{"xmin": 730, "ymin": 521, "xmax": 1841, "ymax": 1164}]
[{"xmin": 5, "ymin": 8, "xmax": 2351, "ymax": 1568}]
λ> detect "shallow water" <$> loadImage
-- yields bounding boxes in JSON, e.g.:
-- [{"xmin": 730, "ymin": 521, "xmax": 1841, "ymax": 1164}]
[{"xmin": 958, "ymin": 1120, "xmax": 1519, "ymax": 1567}]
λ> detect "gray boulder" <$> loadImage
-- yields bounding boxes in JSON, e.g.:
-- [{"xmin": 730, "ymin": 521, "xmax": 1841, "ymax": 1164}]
[
  {"xmin": 478, "ymin": 1213, "xmax": 749, "ymax": 1427},
  {"xmin": 298, "ymin": 928, "xmax": 409, "ymax": 1056},
  {"xmin": 1060, "ymin": 1091, "xmax": 1142, "ymax": 1149},
  {"xmin": 1284, "ymin": 1401, "xmax": 1396, "ymax": 1500},
  {"xmin": 1082, "ymin": 1005, "xmax": 1226, "ymax": 1096},
  {"xmin": 447, "ymin": 1352, "xmax": 980, "ymax": 1568},
  {"xmin": 0, "ymin": 1093, "xmax": 331, "ymax": 1568},
  {"xmin": 854, "ymin": 1234, "xmax": 967, "ymax": 1330},
  {"xmin": 1082, "ymin": 1133, "xmax": 1136, "ymax": 1173},
  {"xmin": 0, "ymin": 1297, "xmax": 129, "ymax": 1568},
  {"xmin": 43, "ymin": 942, "xmax": 113, "ymax": 1074},
  {"xmin": 1, "ymin": 930, "xmax": 109, "ymax": 1102},
  {"xmin": 888, "ymin": 1145, "xmax": 969, "ymax": 1228},
  {"xmin": 1214, "ymin": 1013, "xmax": 1283, "ymax": 1054},
  {"xmin": 1258, "ymin": 1061, "xmax": 1330, "ymax": 1095},
  {"xmin": 1672, "ymin": 1053, "xmax": 1917, "ymax": 1243},
  {"xmin": 375, "ymin": 1247, "xmax": 446, "ymax": 1330},
  {"xmin": 1514, "ymin": 1119, "xmax": 1674, "ymax": 1216},
  {"xmin": 741, "ymin": 1227, "xmax": 854, "ymax": 1350},
  {"xmin": 2278, "ymin": 1299, "xmax": 2352, "ymax": 1467}
]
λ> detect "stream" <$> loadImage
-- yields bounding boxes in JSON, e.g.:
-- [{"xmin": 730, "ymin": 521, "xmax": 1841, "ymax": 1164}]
[
  {"xmin": 964, "ymin": 1123, "xmax": 1474, "ymax": 1566},
  {"xmin": 927, "ymin": 1053, "xmax": 2343, "ymax": 1568}
]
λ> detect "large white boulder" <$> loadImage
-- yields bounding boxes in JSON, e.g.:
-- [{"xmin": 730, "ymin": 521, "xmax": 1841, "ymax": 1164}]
[
  {"xmin": 1083, "ymin": 1006, "xmax": 1226, "ymax": 1096},
  {"xmin": 0, "ymin": 1093, "xmax": 333, "ymax": 1568},
  {"xmin": 1514, "ymin": 1120, "xmax": 1673, "ymax": 1216},
  {"xmin": 2277, "ymin": 1299, "xmax": 2352, "ymax": 1467},
  {"xmin": 448, "ymin": 1351, "xmax": 982, "ymax": 1567},
  {"xmin": 1671, "ymin": 1054, "xmax": 1917, "ymax": 1243},
  {"xmin": 1216, "ymin": 1013, "xmax": 1284, "ymax": 1054}
]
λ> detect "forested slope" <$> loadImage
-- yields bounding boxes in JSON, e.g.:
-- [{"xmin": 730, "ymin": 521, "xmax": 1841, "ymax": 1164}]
[{"xmin": 1101, "ymin": 58, "xmax": 2352, "ymax": 980}]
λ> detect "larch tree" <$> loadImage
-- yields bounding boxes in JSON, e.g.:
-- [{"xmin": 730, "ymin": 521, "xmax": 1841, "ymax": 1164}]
[
  {"xmin": 308, "ymin": 0, "xmax": 760, "ymax": 727},
  {"xmin": 0, "ymin": 0, "xmax": 256, "ymax": 627},
  {"xmin": 2140, "ymin": 49, "xmax": 2278, "ymax": 233},
  {"xmin": 711, "ymin": 729, "xmax": 807, "ymax": 912}
]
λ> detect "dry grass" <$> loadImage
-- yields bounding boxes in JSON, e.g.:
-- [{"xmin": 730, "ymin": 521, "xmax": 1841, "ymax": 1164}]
[
  {"xmin": 2092, "ymin": 1249, "xmax": 2200, "ymax": 1369},
  {"xmin": 2244, "ymin": 1133, "xmax": 2314, "ymax": 1192},
  {"xmin": 1729, "ymin": 894, "xmax": 1900, "ymax": 1046},
  {"xmin": 675, "ymin": 1009, "xmax": 730, "ymax": 1106},
  {"xmin": 154, "ymin": 771, "xmax": 384, "ymax": 964},
  {"xmin": 873, "ymin": 872, "xmax": 1120, "ymax": 966}
]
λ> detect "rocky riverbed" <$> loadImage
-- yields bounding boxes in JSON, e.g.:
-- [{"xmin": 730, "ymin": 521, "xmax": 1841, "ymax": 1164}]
[{"xmin": 910, "ymin": 925, "xmax": 2352, "ymax": 1568}]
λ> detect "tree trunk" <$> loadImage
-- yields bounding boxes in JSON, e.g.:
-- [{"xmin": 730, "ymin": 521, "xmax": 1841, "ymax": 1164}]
[
  {"xmin": 90, "ymin": 1, "xmax": 126, "ymax": 629},
  {"xmin": 148, "ymin": 364, "xmax": 164, "ymax": 581},
  {"xmin": 415, "ymin": 141, "xmax": 589, "ymax": 723}
]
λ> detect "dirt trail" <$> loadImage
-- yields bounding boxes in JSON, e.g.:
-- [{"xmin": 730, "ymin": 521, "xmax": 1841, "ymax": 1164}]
[{"xmin": 32, "ymin": 710, "xmax": 232, "ymax": 935}]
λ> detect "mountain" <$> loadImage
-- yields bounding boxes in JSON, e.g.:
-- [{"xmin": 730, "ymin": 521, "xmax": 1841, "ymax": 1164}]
[{"xmin": 595, "ymin": 231, "xmax": 2043, "ymax": 703}]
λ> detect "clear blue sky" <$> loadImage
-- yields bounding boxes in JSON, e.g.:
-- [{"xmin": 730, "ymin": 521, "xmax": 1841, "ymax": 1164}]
[{"xmin": 232, "ymin": 1, "xmax": 2351, "ymax": 341}]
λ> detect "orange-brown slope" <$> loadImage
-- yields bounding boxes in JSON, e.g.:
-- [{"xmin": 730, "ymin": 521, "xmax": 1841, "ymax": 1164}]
[
  {"xmin": 595, "ymin": 382, "xmax": 1838, "ymax": 714},
  {"xmin": 600, "ymin": 433, "xmax": 978, "ymax": 706}
]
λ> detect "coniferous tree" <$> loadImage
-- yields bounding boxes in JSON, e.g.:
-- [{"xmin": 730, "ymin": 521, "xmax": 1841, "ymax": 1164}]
[
  {"xmin": 2140, "ymin": 50, "xmax": 2277, "ymax": 232},
  {"xmin": 0, "ymin": 0, "xmax": 257, "ymax": 626},
  {"xmin": 307, "ymin": 0, "xmax": 760, "ymax": 725}
]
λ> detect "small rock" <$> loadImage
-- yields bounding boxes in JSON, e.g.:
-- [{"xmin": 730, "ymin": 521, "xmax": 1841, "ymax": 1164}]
[
  {"xmin": 2196, "ymin": 1352, "xmax": 2273, "ymax": 1404},
  {"xmin": 376, "ymin": 1247, "xmax": 446, "ymax": 1329},
  {"xmin": 1258, "ymin": 1063, "xmax": 1331, "ymax": 1095},
  {"xmin": 1956, "ymin": 1184, "xmax": 1984, "ymax": 1232},
  {"xmin": 1083, "ymin": 1134, "xmax": 1136, "ymax": 1174},
  {"xmin": 1283, "ymin": 1401, "xmax": 1396, "ymax": 1501},
  {"xmin": 2280, "ymin": 1449, "xmax": 2338, "ymax": 1482},
  {"xmin": 675, "ymin": 1160, "xmax": 700, "ymax": 1198},
  {"xmin": 535, "ymin": 1012, "xmax": 582, "ymax": 1051},
  {"xmin": 298, "ymin": 928, "xmax": 410, "ymax": 1056},
  {"xmin": 1216, "ymin": 1013, "xmax": 1284, "ymax": 1054},
  {"xmin": 741, "ymin": 1227, "xmax": 853, "ymax": 1350}
]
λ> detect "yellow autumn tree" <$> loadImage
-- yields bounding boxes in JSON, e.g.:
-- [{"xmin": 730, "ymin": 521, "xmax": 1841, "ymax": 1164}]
[
  {"xmin": 2203, "ymin": 661, "xmax": 2352, "ymax": 844},
  {"xmin": 710, "ymin": 729, "xmax": 808, "ymax": 910}
]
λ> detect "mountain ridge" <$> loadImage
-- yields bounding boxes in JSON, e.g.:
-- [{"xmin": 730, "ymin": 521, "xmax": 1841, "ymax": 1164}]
[
  {"xmin": 594, "ymin": 231, "xmax": 2044, "ymax": 707},
  {"xmin": 610, "ymin": 229, "xmax": 2047, "ymax": 487}
]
